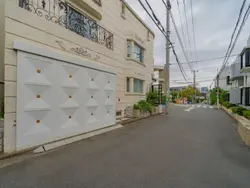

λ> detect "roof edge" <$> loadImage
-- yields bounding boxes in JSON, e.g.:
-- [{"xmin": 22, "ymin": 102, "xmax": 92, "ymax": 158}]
[{"xmin": 122, "ymin": 0, "xmax": 155, "ymax": 39}]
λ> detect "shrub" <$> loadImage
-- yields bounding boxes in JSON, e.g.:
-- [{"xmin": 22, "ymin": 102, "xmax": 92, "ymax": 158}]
[
  {"xmin": 133, "ymin": 100, "xmax": 153, "ymax": 113},
  {"xmin": 231, "ymin": 106, "xmax": 246, "ymax": 116},
  {"xmin": 243, "ymin": 110, "xmax": 250, "ymax": 120},
  {"xmin": 138, "ymin": 100, "xmax": 153, "ymax": 113},
  {"xmin": 133, "ymin": 104, "xmax": 140, "ymax": 110},
  {"xmin": 223, "ymin": 102, "xmax": 236, "ymax": 109},
  {"xmin": 146, "ymin": 91, "xmax": 159, "ymax": 106},
  {"xmin": 162, "ymin": 95, "xmax": 166, "ymax": 104}
]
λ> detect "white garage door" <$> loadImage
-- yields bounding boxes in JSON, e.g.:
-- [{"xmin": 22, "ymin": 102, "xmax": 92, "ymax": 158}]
[{"xmin": 16, "ymin": 51, "xmax": 116, "ymax": 150}]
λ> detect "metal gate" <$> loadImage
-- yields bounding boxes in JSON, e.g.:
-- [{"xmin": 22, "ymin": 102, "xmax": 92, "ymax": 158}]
[
  {"xmin": 151, "ymin": 84, "xmax": 163, "ymax": 104},
  {"xmin": 16, "ymin": 50, "xmax": 116, "ymax": 150}
]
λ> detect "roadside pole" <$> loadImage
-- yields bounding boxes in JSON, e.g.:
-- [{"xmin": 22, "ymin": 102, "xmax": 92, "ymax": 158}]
[
  {"xmin": 216, "ymin": 68, "xmax": 220, "ymax": 110},
  {"xmin": 164, "ymin": 0, "xmax": 171, "ymax": 114}
]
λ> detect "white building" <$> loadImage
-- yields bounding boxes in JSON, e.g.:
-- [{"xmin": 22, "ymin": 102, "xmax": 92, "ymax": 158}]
[
  {"xmin": 229, "ymin": 56, "xmax": 244, "ymax": 105},
  {"xmin": 0, "ymin": 0, "xmax": 155, "ymax": 153}
]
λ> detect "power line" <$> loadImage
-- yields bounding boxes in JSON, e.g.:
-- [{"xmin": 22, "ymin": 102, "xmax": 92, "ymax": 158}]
[
  {"xmin": 190, "ymin": 0, "xmax": 197, "ymax": 66},
  {"xmin": 183, "ymin": 0, "xmax": 193, "ymax": 61},
  {"xmin": 171, "ymin": 54, "xmax": 238, "ymax": 65},
  {"xmin": 222, "ymin": 0, "xmax": 246, "ymax": 67},
  {"xmin": 213, "ymin": 1, "xmax": 250, "ymax": 88},
  {"xmin": 171, "ymin": 65, "xmax": 221, "ymax": 72},
  {"xmin": 170, "ymin": 11, "xmax": 192, "ymax": 70},
  {"xmin": 140, "ymin": 0, "xmax": 189, "ymax": 81},
  {"xmin": 176, "ymin": 0, "xmax": 189, "ymax": 62},
  {"xmin": 219, "ymin": 0, "xmax": 249, "ymax": 75}
]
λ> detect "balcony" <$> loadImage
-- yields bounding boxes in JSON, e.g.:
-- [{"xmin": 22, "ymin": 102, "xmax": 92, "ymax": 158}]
[
  {"xmin": 19, "ymin": 0, "xmax": 113, "ymax": 50},
  {"xmin": 240, "ymin": 47, "xmax": 250, "ymax": 72},
  {"xmin": 92, "ymin": 0, "xmax": 102, "ymax": 6}
]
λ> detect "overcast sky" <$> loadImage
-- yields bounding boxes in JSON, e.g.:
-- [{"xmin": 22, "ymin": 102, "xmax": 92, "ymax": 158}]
[{"xmin": 126, "ymin": 0, "xmax": 250, "ymax": 88}]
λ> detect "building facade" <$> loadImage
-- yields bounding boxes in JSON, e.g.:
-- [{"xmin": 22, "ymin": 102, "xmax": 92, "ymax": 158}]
[
  {"xmin": 239, "ymin": 45, "xmax": 250, "ymax": 106},
  {"xmin": 218, "ymin": 66, "xmax": 231, "ymax": 91},
  {"xmin": 229, "ymin": 56, "xmax": 244, "ymax": 105},
  {"xmin": 0, "ymin": 0, "xmax": 155, "ymax": 153}
]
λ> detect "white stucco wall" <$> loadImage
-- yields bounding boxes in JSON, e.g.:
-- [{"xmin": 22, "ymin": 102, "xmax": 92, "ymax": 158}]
[{"xmin": 3, "ymin": 0, "xmax": 154, "ymax": 152}]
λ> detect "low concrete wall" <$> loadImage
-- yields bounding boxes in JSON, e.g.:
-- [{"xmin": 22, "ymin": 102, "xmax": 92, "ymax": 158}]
[
  {"xmin": 0, "ymin": 120, "xmax": 3, "ymax": 152},
  {"xmin": 222, "ymin": 106, "xmax": 250, "ymax": 148}
]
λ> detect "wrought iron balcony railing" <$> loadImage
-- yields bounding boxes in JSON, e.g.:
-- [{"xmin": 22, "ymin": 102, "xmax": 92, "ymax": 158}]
[
  {"xmin": 92, "ymin": 0, "xmax": 102, "ymax": 6},
  {"xmin": 19, "ymin": 0, "xmax": 113, "ymax": 50}
]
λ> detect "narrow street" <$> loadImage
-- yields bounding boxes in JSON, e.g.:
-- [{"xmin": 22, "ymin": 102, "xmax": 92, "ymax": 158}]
[{"xmin": 0, "ymin": 105, "xmax": 250, "ymax": 188}]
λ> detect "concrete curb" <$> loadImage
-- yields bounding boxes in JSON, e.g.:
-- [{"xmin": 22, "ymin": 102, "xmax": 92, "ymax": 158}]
[
  {"xmin": 121, "ymin": 113, "xmax": 164, "ymax": 125},
  {"xmin": 222, "ymin": 106, "xmax": 250, "ymax": 148},
  {"xmin": 0, "ymin": 124, "xmax": 123, "ymax": 160}
]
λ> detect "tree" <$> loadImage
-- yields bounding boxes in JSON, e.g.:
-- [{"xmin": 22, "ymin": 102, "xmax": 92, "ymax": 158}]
[
  {"xmin": 170, "ymin": 90, "xmax": 179, "ymax": 102},
  {"xmin": 180, "ymin": 86, "xmax": 200, "ymax": 98},
  {"xmin": 209, "ymin": 87, "xmax": 229, "ymax": 105}
]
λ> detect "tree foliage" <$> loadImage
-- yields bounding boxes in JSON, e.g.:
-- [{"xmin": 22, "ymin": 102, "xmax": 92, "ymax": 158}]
[
  {"xmin": 180, "ymin": 86, "xmax": 200, "ymax": 98},
  {"xmin": 210, "ymin": 88, "xmax": 229, "ymax": 105}
]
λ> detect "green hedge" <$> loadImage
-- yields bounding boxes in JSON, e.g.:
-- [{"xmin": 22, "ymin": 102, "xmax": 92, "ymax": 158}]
[
  {"xmin": 223, "ymin": 102, "xmax": 236, "ymax": 109},
  {"xmin": 243, "ymin": 110, "xmax": 250, "ymax": 120},
  {"xmin": 231, "ymin": 106, "xmax": 246, "ymax": 116},
  {"xmin": 133, "ymin": 100, "xmax": 153, "ymax": 113}
]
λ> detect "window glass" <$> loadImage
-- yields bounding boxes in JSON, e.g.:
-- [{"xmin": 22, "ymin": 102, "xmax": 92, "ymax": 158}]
[
  {"xmin": 122, "ymin": 3, "xmax": 125, "ymax": 15},
  {"xmin": 133, "ymin": 79, "xmax": 143, "ymax": 93},
  {"xmin": 127, "ymin": 40, "xmax": 131, "ymax": 57},
  {"xmin": 126, "ymin": 78, "xmax": 130, "ymax": 92},
  {"xmin": 134, "ymin": 43, "xmax": 144, "ymax": 62}
]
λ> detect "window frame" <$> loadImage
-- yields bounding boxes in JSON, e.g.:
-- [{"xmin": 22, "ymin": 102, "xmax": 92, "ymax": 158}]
[
  {"xmin": 126, "ymin": 77, "xmax": 130, "ymax": 92},
  {"xmin": 133, "ymin": 78, "xmax": 144, "ymax": 94},
  {"xmin": 121, "ymin": 2, "xmax": 126, "ymax": 16},
  {"xmin": 133, "ymin": 42, "xmax": 144, "ymax": 63},
  {"xmin": 127, "ymin": 40, "xmax": 132, "ymax": 58}
]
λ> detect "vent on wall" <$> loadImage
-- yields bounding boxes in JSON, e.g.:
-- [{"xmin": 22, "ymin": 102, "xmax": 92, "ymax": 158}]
[{"xmin": 116, "ymin": 110, "xmax": 122, "ymax": 116}]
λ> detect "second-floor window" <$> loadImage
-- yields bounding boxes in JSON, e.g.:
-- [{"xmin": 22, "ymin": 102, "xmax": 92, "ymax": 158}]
[
  {"xmin": 241, "ymin": 49, "xmax": 250, "ymax": 68},
  {"xmin": 134, "ymin": 43, "xmax": 144, "ymax": 63},
  {"xmin": 127, "ymin": 40, "xmax": 132, "ymax": 57},
  {"xmin": 122, "ymin": 3, "xmax": 126, "ymax": 15}
]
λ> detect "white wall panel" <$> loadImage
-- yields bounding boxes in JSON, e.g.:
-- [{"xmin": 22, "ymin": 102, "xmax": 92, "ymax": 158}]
[{"xmin": 16, "ymin": 52, "xmax": 116, "ymax": 150}]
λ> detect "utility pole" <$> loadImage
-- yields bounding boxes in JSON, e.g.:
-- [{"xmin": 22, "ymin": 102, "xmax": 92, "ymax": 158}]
[
  {"xmin": 164, "ymin": 0, "xmax": 171, "ymax": 114},
  {"xmin": 216, "ymin": 68, "xmax": 220, "ymax": 110},
  {"xmin": 193, "ymin": 70, "xmax": 196, "ymax": 103},
  {"xmin": 192, "ymin": 70, "xmax": 198, "ymax": 104}
]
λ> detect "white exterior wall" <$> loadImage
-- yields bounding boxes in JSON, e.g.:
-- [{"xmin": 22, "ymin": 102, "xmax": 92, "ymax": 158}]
[{"xmin": 3, "ymin": 0, "xmax": 154, "ymax": 152}]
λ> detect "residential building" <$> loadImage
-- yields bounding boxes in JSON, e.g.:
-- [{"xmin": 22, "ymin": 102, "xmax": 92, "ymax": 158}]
[
  {"xmin": 229, "ymin": 56, "xmax": 244, "ymax": 105},
  {"xmin": 239, "ymin": 44, "xmax": 250, "ymax": 106},
  {"xmin": 0, "ymin": 0, "xmax": 154, "ymax": 153},
  {"xmin": 218, "ymin": 66, "xmax": 231, "ymax": 91},
  {"xmin": 153, "ymin": 65, "xmax": 165, "ymax": 94}
]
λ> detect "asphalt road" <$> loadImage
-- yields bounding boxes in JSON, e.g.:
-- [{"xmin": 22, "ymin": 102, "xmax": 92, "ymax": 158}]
[{"xmin": 0, "ymin": 105, "xmax": 250, "ymax": 188}]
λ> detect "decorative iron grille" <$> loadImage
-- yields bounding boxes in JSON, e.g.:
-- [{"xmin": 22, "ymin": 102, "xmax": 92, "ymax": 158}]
[
  {"xmin": 151, "ymin": 84, "xmax": 163, "ymax": 104},
  {"xmin": 19, "ymin": 0, "xmax": 113, "ymax": 50},
  {"xmin": 92, "ymin": 0, "xmax": 102, "ymax": 6}
]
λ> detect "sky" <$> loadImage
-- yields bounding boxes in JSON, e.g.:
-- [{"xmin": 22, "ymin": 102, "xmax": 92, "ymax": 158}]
[{"xmin": 126, "ymin": 0, "xmax": 250, "ymax": 88}]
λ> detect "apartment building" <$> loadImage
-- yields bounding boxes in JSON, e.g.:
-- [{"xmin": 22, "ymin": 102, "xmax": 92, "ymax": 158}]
[
  {"xmin": 218, "ymin": 66, "xmax": 231, "ymax": 91},
  {"xmin": 0, "ymin": 0, "xmax": 154, "ymax": 153},
  {"xmin": 229, "ymin": 56, "xmax": 244, "ymax": 105},
  {"xmin": 239, "ymin": 45, "xmax": 250, "ymax": 106}
]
